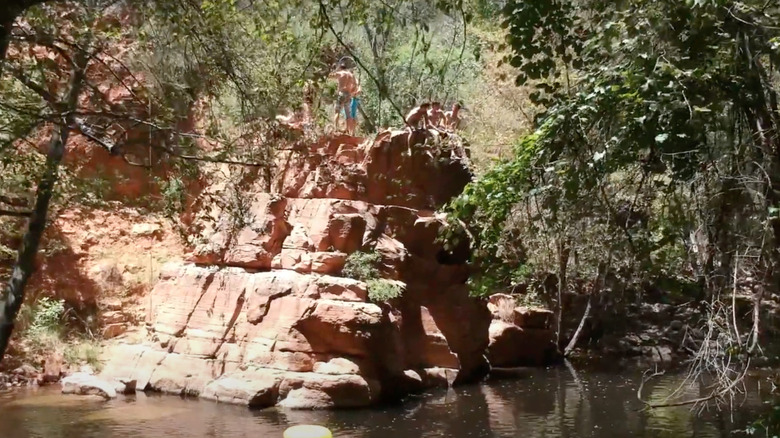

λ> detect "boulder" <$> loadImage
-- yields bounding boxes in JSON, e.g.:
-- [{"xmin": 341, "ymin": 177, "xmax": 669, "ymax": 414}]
[
  {"xmin": 201, "ymin": 370, "xmax": 283, "ymax": 408},
  {"xmin": 308, "ymin": 276, "xmax": 367, "ymax": 302},
  {"xmin": 487, "ymin": 321, "xmax": 557, "ymax": 367},
  {"xmin": 277, "ymin": 373, "xmax": 380, "ymax": 409},
  {"xmin": 131, "ymin": 223, "xmax": 162, "ymax": 237},
  {"xmin": 41, "ymin": 352, "xmax": 63, "ymax": 384},
  {"xmin": 310, "ymin": 252, "xmax": 348, "ymax": 275},
  {"xmin": 61, "ymin": 372, "xmax": 117, "ymax": 399},
  {"xmin": 420, "ymin": 367, "xmax": 458, "ymax": 388},
  {"xmin": 224, "ymin": 208, "xmax": 291, "ymax": 269},
  {"xmin": 13, "ymin": 364, "xmax": 38, "ymax": 379},
  {"xmin": 101, "ymin": 310, "xmax": 128, "ymax": 325},
  {"xmin": 103, "ymin": 323, "xmax": 128, "ymax": 339},
  {"xmin": 113, "ymin": 377, "xmax": 137, "ymax": 394},
  {"xmin": 513, "ymin": 307, "xmax": 553, "ymax": 329},
  {"xmin": 312, "ymin": 358, "xmax": 362, "ymax": 375},
  {"xmin": 327, "ymin": 214, "xmax": 366, "ymax": 253}
]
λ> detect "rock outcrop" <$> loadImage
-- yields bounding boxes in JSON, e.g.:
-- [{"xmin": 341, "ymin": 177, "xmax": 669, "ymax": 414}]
[
  {"xmin": 101, "ymin": 129, "xmax": 492, "ymax": 409},
  {"xmin": 61, "ymin": 372, "xmax": 119, "ymax": 399},
  {"xmin": 486, "ymin": 294, "xmax": 558, "ymax": 367}
]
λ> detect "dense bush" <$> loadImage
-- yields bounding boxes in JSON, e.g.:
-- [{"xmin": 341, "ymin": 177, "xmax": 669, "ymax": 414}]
[
  {"xmin": 366, "ymin": 279, "xmax": 404, "ymax": 303},
  {"xmin": 342, "ymin": 250, "xmax": 382, "ymax": 282},
  {"xmin": 342, "ymin": 250, "xmax": 403, "ymax": 302}
]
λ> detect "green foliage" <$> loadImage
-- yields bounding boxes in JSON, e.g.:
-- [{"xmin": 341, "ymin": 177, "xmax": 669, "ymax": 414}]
[
  {"xmin": 27, "ymin": 297, "xmax": 65, "ymax": 337},
  {"xmin": 15, "ymin": 297, "xmax": 102, "ymax": 369},
  {"xmin": 160, "ymin": 176, "xmax": 186, "ymax": 218},
  {"xmin": 446, "ymin": 0, "xmax": 780, "ymax": 303},
  {"xmin": 0, "ymin": 243, "xmax": 14, "ymax": 261},
  {"xmin": 342, "ymin": 250, "xmax": 403, "ymax": 301},
  {"xmin": 206, "ymin": 180, "xmax": 256, "ymax": 232},
  {"xmin": 443, "ymin": 128, "xmax": 543, "ymax": 295},
  {"xmin": 63, "ymin": 338, "xmax": 103, "ymax": 371},
  {"xmin": 342, "ymin": 250, "xmax": 382, "ymax": 281},
  {"xmin": 317, "ymin": 0, "xmax": 480, "ymax": 131},
  {"xmin": 367, "ymin": 279, "xmax": 404, "ymax": 302},
  {"xmin": 143, "ymin": 0, "xmax": 324, "ymax": 123},
  {"xmin": 16, "ymin": 297, "xmax": 66, "ymax": 359}
]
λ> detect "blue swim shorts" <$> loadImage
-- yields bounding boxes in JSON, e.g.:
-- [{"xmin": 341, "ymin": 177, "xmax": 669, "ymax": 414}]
[{"xmin": 342, "ymin": 97, "xmax": 359, "ymax": 120}]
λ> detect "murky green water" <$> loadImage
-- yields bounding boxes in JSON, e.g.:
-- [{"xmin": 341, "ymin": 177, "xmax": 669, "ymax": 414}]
[{"xmin": 0, "ymin": 366, "xmax": 771, "ymax": 438}]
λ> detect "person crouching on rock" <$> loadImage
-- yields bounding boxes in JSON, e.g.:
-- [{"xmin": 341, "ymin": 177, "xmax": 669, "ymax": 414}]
[
  {"xmin": 403, "ymin": 103, "xmax": 431, "ymax": 155},
  {"xmin": 428, "ymin": 101, "xmax": 445, "ymax": 129},
  {"xmin": 404, "ymin": 103, "xmax": 431, "ymax": 130}
]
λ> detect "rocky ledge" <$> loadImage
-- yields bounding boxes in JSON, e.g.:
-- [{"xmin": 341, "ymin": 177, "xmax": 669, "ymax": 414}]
[{"xmin": 100, "ymin": 129, "xmax": 554, "ymax": 409}]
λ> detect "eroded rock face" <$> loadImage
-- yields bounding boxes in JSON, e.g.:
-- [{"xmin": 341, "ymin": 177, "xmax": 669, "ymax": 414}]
[
  {"xmin": 486, "ymin": 295, "xmax": 559, "ymax": 367},
  {"xmin": 102, "ymin": 130, "xmax": 491, "ymax": 409}
]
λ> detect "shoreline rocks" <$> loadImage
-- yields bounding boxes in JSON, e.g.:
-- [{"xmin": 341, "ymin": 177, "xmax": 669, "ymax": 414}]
[{"xmin": 61, "ymin": 372, "xmax": 118, "ymax": 399}]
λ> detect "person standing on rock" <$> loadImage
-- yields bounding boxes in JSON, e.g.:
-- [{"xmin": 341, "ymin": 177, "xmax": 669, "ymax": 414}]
[{"xmin": 328, "ymin": 62, "xmax": 359, "ymax": 134}]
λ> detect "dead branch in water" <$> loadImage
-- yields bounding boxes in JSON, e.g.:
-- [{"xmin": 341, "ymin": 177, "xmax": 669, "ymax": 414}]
[
  {"xmin": 637, "ymin": 360, "xmax": 750, "ymax": 410},
  {"xmin": 563, "ymin": 258, "xmax": 610, "ymax": 357}
]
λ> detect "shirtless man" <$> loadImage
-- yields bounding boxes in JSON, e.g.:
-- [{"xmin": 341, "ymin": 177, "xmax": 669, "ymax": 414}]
[
  {"xmin": 428, "ymin": 102, "xmax": 445, "ymax": 128},
  {"xmin": 444, "ymin": 102, "xmax": 462, "ymax": 130},
  {"xmin": 404, "ymin": 103, "xmax": 431, "ymax": 130},
  {"xmin": 328, "ymin": 63, "xmax": 359, "ymax": 133},
  {"xmin": 403, "ymin": 103, "xmax": 432, "ymax": 155}
]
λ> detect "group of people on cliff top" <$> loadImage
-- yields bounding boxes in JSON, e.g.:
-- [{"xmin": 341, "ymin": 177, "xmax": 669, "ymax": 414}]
[{"xmin": 329, "ymin": 60, "xmax": 462, "ymax": 136}]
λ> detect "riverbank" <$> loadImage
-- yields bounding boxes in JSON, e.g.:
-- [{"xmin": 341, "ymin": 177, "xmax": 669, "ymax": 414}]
[{"xmin": 0, "ymin": 365, "xmax": 772, "ymax": 438}]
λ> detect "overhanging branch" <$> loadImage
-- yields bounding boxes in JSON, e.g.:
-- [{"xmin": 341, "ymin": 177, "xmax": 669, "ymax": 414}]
[{"xmin": 0, "ymin": 209, "xmax": 31, "ymax": 217}]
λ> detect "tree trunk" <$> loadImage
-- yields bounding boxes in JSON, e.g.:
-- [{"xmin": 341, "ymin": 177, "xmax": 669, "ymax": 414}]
[
  {"xmin": 0, "ymin": 46, "xmax": 87, "ymax": 364},
  {"xmin": 0, "ymin": 9, "xmax": 19, "ymax": 65},
  {"xmin": 563, "ymin": 295, "xmax": 592, "ymax": 357},
  {"xmin": 554, "ymin": 238, "xmax": 570, "ymax": 350},
  {"xmin": 563, "ymin": 262, "xmax": 606, "ymax": 357}
]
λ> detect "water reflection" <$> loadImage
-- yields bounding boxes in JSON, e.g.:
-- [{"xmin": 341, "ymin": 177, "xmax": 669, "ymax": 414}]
[{"xmin": 0, "ymin": 367, "xmax": 769, "ymax": 438}]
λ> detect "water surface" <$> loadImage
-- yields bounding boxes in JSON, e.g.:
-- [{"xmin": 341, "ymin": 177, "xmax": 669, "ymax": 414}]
[{"xmin": 0, "ymin": 366, "xmax": 770, "ymax": 438}]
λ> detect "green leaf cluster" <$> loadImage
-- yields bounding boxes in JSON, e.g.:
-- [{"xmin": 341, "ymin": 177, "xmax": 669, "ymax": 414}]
[{"xmin": 446, "ymin": 0, "xmax": 780, "ymax": 298}]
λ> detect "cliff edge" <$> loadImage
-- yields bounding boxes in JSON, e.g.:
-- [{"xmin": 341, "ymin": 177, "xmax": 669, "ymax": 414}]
[{"xmin": 100, "ymin": 128, "xmax": 492, "ymax": 409}]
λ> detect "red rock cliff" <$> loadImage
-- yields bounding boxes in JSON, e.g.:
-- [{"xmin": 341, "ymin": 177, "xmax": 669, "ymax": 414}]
[{"xmin": 100, "ymin": 129, "xmax": 492, "ymax": 409}]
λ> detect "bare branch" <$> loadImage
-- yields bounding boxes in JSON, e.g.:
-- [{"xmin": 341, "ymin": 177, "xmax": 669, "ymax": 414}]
[
  {"xmin": 0, "ymin": 195, "xmax": 29, "ymax": 208},
  {"xmin": 638, "ymin": 360, "xmax": 751, "ymax": 409},
  {"xmin": 0, "ymin": 209, "xmax": 31, "ymax": 217}
]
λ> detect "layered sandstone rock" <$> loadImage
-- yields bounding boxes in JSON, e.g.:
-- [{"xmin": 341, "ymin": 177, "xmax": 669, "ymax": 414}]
[
  {"xmin": 101, "ymin": 129, "xmax": 491, "ymax": 409},
  {"xmin": 486, "ymin": 295, "xmax": 558, "ymax": 367}
]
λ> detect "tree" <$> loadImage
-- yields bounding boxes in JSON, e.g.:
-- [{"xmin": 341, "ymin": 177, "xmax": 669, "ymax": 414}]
[
  {"xmin": 0, "ymin": 1, "xmax": 52, "ymax": 64},
  {"xmin": 0, "ymin": 0, "xmax": 94, "ymax": 363},
  {"xmin": 0, "ymin": 0, "xmax": 326, "ymax": 363},
  {"xmin": 445, "ymin": 0, "xmax": 780, "ymax": 402}
]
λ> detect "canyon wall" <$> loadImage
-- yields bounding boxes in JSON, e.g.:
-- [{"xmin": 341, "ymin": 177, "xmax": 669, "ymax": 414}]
[{"xmin": 100, "ymin": 129, "xmax": 495, "ymax": 408}]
